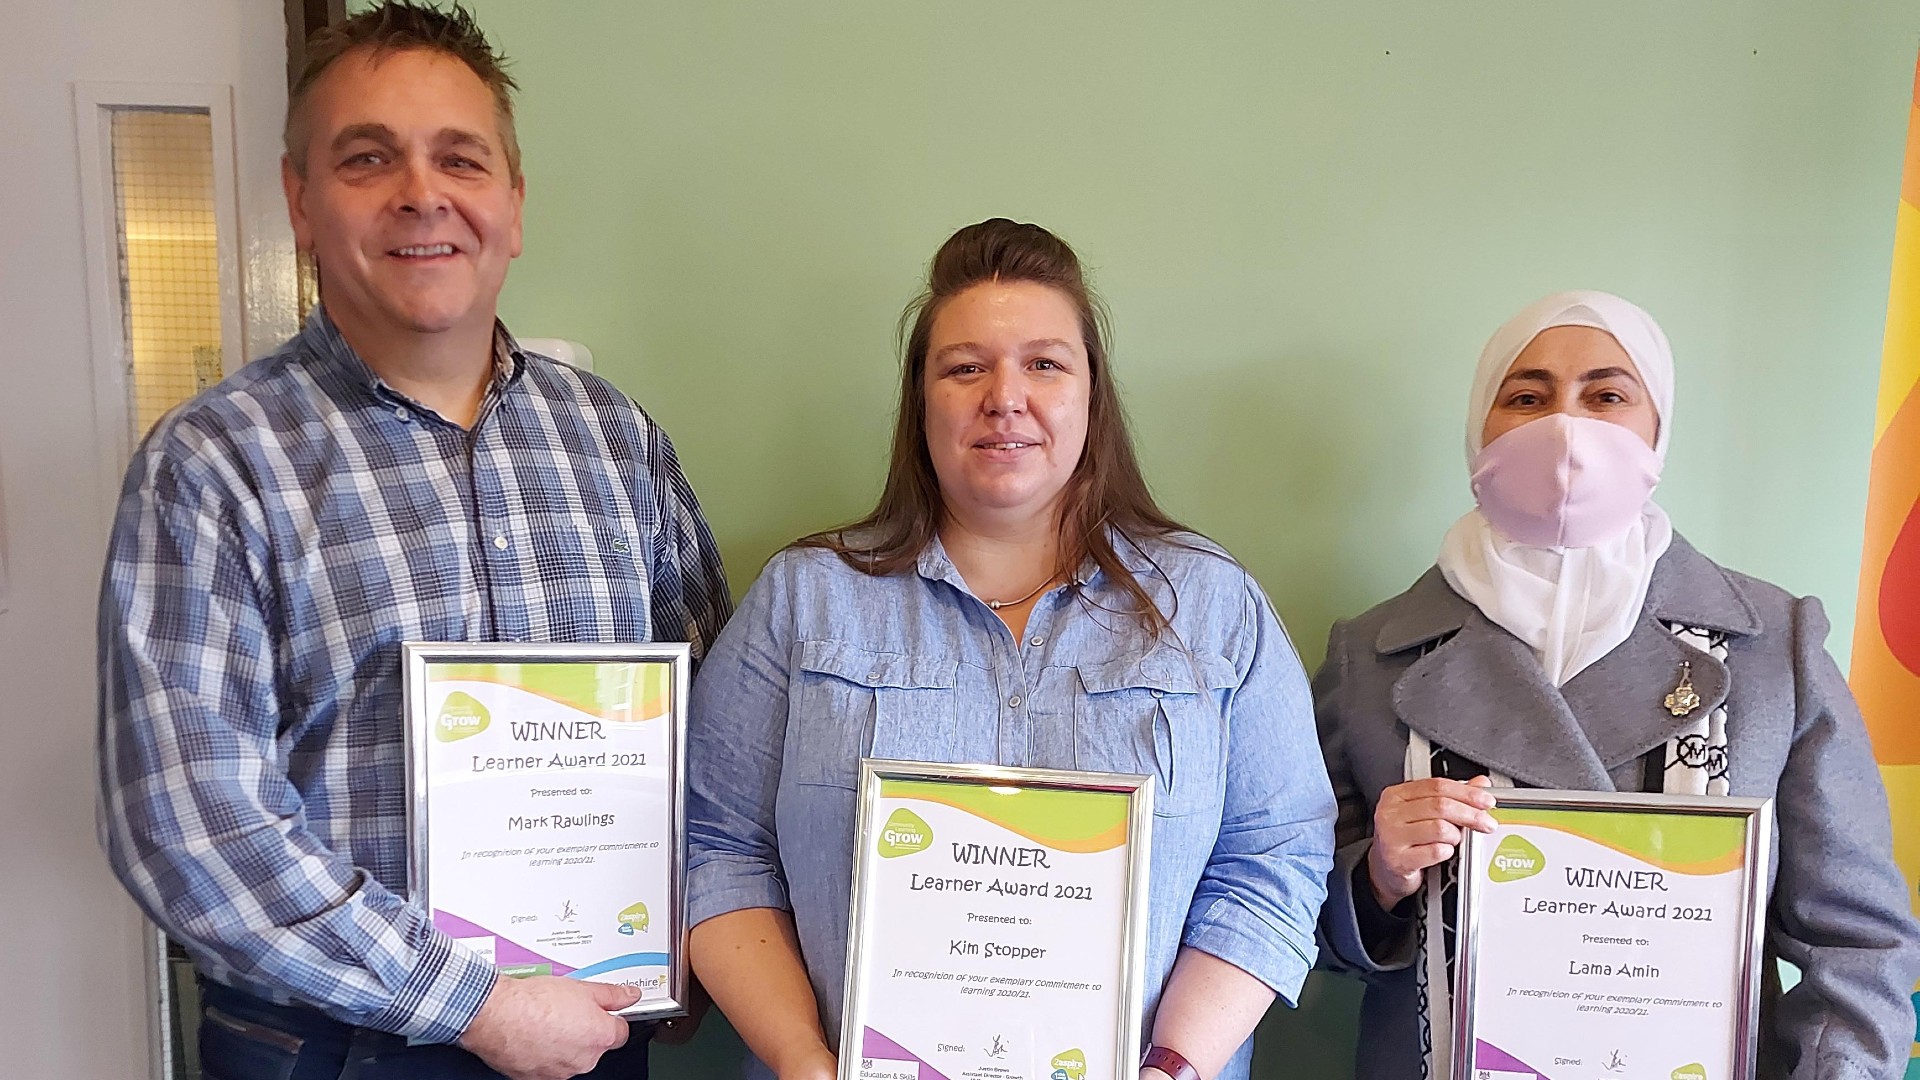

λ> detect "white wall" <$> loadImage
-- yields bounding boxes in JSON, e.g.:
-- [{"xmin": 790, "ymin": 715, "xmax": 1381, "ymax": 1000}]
[{"xmin": 0, "ymin": 1, "xmax": 294, "ymax": 1074}]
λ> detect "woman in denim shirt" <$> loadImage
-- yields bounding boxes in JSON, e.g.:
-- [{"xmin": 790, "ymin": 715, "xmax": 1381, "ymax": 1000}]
[{"xmin": 686, "ymin": 219, "xmax": 1336, "ymax": 1080}]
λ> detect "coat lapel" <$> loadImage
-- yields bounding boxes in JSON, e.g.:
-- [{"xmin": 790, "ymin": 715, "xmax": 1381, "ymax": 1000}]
[
  {"xmin": 1563, "ymin": 534, "xmax": 1762, "ymax": 773},
  {"xmin": 1559, "ymin": 618, "xmax": 1729, "ymax": 771},
  {"xmin": 1382, "ymin": 570, "xmax": 1617, "ymax": 790},
  {"xmin": 1379, "ymin": 536, "xmax": 1761, "ymax": 791}
]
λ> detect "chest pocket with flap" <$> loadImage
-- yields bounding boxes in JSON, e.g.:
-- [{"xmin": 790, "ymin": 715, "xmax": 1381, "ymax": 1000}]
[
  {"xmin": 788, "ymin": 640, "xmax": 959, "ymax": 789},
  {"xmin": 1074, "ymin": 650, "xmax": 1236, "ymax": 816}
]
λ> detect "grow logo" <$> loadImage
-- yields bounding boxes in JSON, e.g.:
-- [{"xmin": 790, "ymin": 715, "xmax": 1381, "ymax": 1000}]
[
  {"xmin": 434, "ymin": 692, "xmax": 490, "ymax": 742},
  {"xmin": 877, "ymin": 808, "xmax": 932, "ymax": 858},
  {"xmin": 1487, "ymin": 834, "xmax": 1545, "ymax": 883}
]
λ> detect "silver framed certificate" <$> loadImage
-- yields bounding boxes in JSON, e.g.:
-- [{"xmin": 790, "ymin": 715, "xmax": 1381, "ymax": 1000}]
[
  {"xmin": 1453, "ymin": 789, "xmax": 1773, "ymax": 1080},
  {"xmin": 403, "ymin": 641, "xmax": 690, "ymax": 1019},
  {"xmin": 840, "ymin": 759, "xmax": 1153, "ymax": 1080}
]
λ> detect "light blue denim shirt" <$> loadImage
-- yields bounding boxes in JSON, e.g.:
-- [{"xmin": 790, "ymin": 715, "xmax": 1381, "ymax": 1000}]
[{"xmin": 687, "ymin": 531, "xmax": 1336, "ymax": 1079}]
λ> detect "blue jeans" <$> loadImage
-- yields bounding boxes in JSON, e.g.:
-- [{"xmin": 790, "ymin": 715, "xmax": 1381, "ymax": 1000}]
[{"xmin": 197, "ymin": 978, "xmax": 651, "ymax": 1080}]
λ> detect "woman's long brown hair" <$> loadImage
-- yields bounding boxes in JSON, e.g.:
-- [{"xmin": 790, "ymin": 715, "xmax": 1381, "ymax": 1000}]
[{"xmin": 795, "ymin": 218, "xmax": 1196, "ymax": 639}]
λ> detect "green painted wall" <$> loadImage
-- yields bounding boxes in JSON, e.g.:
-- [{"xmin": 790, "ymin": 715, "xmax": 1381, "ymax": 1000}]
[{"xmin": 450, "ymin": 2, "xmax": 1918, "ymax": 1075}]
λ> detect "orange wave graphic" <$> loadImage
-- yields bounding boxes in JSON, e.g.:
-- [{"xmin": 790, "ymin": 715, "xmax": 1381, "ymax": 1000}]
[
  {"xmin": 1853, "ymin": 54, "xmax": 1920, "ymax": 766},
  {"xmin": 1852, "ymin": 51, "xmax": 1920, "ymax": 1062}
]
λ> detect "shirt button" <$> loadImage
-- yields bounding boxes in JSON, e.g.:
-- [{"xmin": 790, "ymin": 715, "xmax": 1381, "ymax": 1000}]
[
  {"xmin": 1150, "ymin": 689, "xmax": 1165, "ymax": 699},
  {"xmin": 393, "ymin": 406, "xmax": 410, "ymax": 422},
  {"xmin": 1008, "ymin": 695, "xmax": 1023, "ymax": 709},
  {"xmin": 869, "ymin": 670, "xmax": 882, "ymax": 682},
  {"xmin": 493, "ymin": 535, "xmax": 509, "ymax": 550},
  {"xmin": 1027, "ymin": 635, "xmax": 1045, "ymax": 647}
]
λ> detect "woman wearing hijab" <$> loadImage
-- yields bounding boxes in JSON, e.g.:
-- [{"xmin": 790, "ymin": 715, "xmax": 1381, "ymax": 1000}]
[
  {"xmin": 1314, "ymin": 290, "xmax": 1920, "ymax": 1079},
  {"xmin": 685, "ymin": 219, "xmax": 1336, "ymax": 1080}
]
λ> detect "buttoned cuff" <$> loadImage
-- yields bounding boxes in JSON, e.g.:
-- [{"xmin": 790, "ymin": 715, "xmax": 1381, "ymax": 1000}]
[
  {"xmin": 362, "ymin": 931, "xmax": 500, "ymax": 1043},
  {"xmin": 1182, "ymin": 896, "xmax": 1316, "ymax": 1005}
]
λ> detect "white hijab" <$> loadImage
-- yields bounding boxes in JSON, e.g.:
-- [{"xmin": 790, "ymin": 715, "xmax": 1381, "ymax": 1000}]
[{"xmin": 1435, "ymin": 290, "xmax": 1675, "ymax": 686}]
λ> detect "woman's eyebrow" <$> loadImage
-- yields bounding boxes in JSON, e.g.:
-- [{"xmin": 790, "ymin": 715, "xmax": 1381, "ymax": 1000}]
[
  {"xmin": 1578, "ymin": 365, "xmax": 1642, "ymax": 386},
  {"xmin": 1497, "ymin": 367, "xmax": 1555, "ymax": 387},
  {"xmin": 932, "ymin": 342, "xmax": 986, "ymax": 364}
]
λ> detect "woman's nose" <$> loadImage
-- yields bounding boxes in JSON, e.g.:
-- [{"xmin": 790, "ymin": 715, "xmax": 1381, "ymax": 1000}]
[{"xmin": 983, "ymin": 366, "xmax": 1025, "ymax": 415}]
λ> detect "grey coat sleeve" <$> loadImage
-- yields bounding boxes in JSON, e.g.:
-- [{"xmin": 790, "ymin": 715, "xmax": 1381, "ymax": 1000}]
[
  {"xmin": 1314, "ymin": 619, "xmax": 1418, "ymax": 976},
  {"xmin": 1766, "ymin": 596, "xmax": 1920, "ymax": 1078}
]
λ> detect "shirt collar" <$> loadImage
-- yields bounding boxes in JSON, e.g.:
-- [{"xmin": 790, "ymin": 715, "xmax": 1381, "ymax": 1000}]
[
  {"xmin": 914, "ymin": 535, "xmax": 967, "ymax": 590},
  {"xmin": 913, "ymin": 527, "xmax": 1161, "ymax": 592},
  {"xmin": 298, "ymin": 303, "xmax": 527, "ymax": 406}
]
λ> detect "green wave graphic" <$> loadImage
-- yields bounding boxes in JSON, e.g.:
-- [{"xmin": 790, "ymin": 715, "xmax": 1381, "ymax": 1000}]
[
  {"xmin": 1496, "ymin": 807, "xmax": 1747, "ymax": 874},
  {"xmin": 430, "ymin": 661, "xmax": 671, "ymax": 721},
  {"xmin": 880, "ymin": 778, "xmax": 1129, "ymax": 851}
]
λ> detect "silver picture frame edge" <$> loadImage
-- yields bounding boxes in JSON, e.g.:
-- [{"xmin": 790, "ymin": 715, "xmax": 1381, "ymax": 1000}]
[
  {"xmin": 401, "ymin": 639, "xmax": 693, "ymax": 1020},
  {"xmin": 1449, "ymin": 788, "xmax": 1775, "ymax": 1080},
  {"xmin": 837, "ymin": 758, "xmax": 1156, "ymax": 1080}
]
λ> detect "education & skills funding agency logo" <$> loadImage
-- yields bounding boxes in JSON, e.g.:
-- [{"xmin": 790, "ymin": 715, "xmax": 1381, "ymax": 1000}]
[{"xmin": 876, "ymin": 808, "xmax": 933, "ymax": 858}]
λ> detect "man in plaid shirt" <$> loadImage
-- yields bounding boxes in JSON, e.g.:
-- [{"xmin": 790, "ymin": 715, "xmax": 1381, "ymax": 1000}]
[{"xmin": 96, "ymin": 5, "xmax": 729, "ymax": 1078}]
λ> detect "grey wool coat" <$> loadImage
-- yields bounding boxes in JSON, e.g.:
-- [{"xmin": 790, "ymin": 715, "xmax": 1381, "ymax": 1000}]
[{"xmin": 1314, "ymin": 535, "xmax": 1920, "ymax": 1080}]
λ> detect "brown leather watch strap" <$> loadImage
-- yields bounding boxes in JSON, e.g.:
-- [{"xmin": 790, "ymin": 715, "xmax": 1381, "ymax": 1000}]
[{"xmin": 1141, "ymin": 1044, "xmax": 1201, "ymax": 1080}]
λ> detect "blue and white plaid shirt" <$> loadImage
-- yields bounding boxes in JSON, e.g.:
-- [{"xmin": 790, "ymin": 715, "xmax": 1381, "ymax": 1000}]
[{"xmin": 98, "ymin": 307, "xmax": 731, "ymax": 1043}]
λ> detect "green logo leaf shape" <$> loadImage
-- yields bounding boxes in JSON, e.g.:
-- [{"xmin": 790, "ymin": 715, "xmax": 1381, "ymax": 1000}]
[
  {"xmin": 434, "ymin": 691, "xmax": 491, "ymax": 742},
  {"xmin": 1671, "ymin": 1065, "xmax": 1707, "ymax": 1080},
  {"xmin": 619, "ymin": 902, "xmax": 650, "ymax": 932},
  {"xmin": 877, "ymin": 808, "xmax": 933, "ymax": 858},
  {"xmin": 1488, "ymin": 834, "xmax": 1546, "ymax": 882},
  {"xmin": 1050, "ymin": 1049, "xmax": 1086, "ymax": 1080}
]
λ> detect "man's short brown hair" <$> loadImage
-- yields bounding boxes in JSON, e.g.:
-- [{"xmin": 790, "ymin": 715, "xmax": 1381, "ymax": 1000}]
[{"xmin": 284, "ymin": 2, "xmax": 521, "ymax": 182}]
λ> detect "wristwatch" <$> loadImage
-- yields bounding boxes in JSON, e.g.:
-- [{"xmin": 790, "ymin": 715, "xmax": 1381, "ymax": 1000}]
[{"xmin": 1141, "ymin": 1044, "xmax": 1200, "ymax": 1080}]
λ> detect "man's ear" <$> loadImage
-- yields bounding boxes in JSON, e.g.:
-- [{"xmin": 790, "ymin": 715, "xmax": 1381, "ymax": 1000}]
[
  {"xmin": 508, "ymin": 172, "xmax": 526, "ymax": 259},
  {"xmin": 282, "ymin": 153, "xmax": 312, "ymax": 254}
]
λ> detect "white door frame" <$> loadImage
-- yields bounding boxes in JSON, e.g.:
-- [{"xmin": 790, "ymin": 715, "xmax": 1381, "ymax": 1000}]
[{"xmin": 72, "ymin": 81, "xmax": 247, "ymax": 525}]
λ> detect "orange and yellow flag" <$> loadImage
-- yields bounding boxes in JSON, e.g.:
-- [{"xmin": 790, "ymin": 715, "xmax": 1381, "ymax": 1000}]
[{"xmin": 1851, "ymin": 50, "xmax": 1920, "ymax": 1071}]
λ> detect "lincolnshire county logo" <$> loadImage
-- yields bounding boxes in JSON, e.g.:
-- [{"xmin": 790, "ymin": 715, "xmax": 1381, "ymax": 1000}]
[
  {"xmin": 1049, "ymin": 1048, "xmax": 1087, "ymax": 1080},
  {"xmin": 1487, "ymin": 835, "xmax": 1545, "ymax": 883},
  {"xmin": 617, "ymin": 901, "xmax": 650, "ymax": 936},
  {"xmin": 877, "ymin": 808, "xmax": 933, "ymax": 858},
  {"xmin": 1671, "ymin": 1065, "xmax": 1707, "ymax": 1080},
  {"xmin": 433, "ymin": 692, "xmax": 491, "ymax": 742}
]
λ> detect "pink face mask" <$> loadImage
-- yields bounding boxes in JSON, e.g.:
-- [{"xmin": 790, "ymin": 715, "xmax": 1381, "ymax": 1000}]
[{"xmin": 1470, "ymin": 414, "xmax": 1662, "ymax": 548}]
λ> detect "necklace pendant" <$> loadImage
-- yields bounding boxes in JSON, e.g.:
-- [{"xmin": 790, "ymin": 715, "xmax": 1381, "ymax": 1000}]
[{"xmin": 1664, "ymin": 660, "xmax": 1701, "ymax": 717}]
